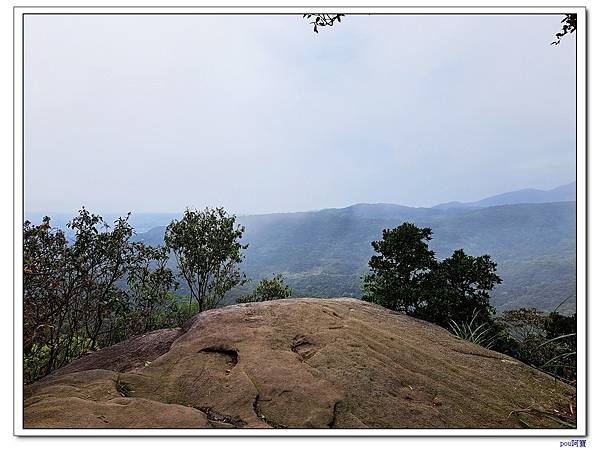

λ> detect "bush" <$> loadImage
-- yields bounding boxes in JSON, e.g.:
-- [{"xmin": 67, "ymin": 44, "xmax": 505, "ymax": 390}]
[
  {"xmin": 23, "ymin": 209, "xmax": 136, "ymax": 382},
  {"xmin": 448, "ymin": 310, "xmax": 499, "ymax": 348},
  {"xmin": 494, "ymin": 303, "xmax": 576, "ymax": 381},
  {"xmin": 23, "ymin": 209, "xmax": 196, "ymax": 383},
  {"xmin": 237, "ymin": 274, "xmax": 292, "ymax": 303},
  {"xmin": 24, "ymin": 336, "xmax": 99, "ymax": 384}
]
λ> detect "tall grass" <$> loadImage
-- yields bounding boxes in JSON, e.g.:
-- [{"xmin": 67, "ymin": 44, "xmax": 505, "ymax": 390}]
[{"xmin": 448, "ymin": 310, "xmax": 498, "ymax": 349}]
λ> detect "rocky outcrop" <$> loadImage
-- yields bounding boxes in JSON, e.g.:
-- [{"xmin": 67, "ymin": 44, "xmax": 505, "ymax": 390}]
[{"xmin": 24, "ymin": 298, "xmax": 576, "ymax": 429}]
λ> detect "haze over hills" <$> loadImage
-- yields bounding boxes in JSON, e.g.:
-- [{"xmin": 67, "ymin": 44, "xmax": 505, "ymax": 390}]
[
  {"xmin": 433, "ymin": 182, "xmax": 576, "ymax": 210},
  {"xmin": 26, "ymin": 183, "xmax": 576, "ymax": 313},
  {"xmin": 28, "ymin": 182, "xmax": 576, "ymax": 229},
  {"xmin": 130, "ymin": 183, "xmax": 577, "ymax": 313}
]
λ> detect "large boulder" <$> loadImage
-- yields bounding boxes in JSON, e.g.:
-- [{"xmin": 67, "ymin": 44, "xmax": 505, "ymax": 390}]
[{"xmin": 24, "ymin": 298, "xmax": 576, "ymax": 429}]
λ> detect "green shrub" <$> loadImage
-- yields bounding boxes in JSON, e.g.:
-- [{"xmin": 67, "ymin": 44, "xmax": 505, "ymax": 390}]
[
  {"xmin": 494, "ymin": 300, "xmax": 576, "ymax": 381},
  {"xmin": 448, "ymin": 310, "xmax": 499, "ymax": 348},
  {"xmin": 237, "ymin": 274, "xmax": 292, "ymax": 303},
  {"xmin": 24, "ymin": 335, "xmax": 98, "ymax": 384}
]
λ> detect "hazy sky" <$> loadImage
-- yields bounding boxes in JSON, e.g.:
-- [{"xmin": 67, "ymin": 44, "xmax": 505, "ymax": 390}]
[{"xmin": 24, "ymin": 14, "xmax": 576, "ymax": 215}]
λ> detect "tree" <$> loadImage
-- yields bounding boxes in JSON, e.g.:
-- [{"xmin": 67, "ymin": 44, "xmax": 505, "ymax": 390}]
[
  {"xmin": 23, "ymin": 208, "xmax": 137, "ymax": 381},
  {"xmin": 303, "ymin": 14, "xmax": 344, "ymax": 33},
  {"xmin": 121, "ymin": 242, "xmax": 180, "ymax": 337},
  {"xmin": 363, "ymin": 223, "xmax": 501, "ymax": 333},
  {"xmin": 551, "ymin": 13, "xmax": 577, "ymax": 45},
  {"xmin": 362, "ymin": 223, "xmax": 436, "ymax": 313},
  {"xmin": 23, "ymin": 217, "xmax": 70, "ymax": 360},
  {"xmin": 24, "ymin": 208, "xmax": 206, "ymax": 383},
  {"xmin": 66, "ymin": 209, "xmax": 135, "ymax": 348},
  {"xmin": 415, "ymin": 249, "xmax": 501, "ymax": 327},
  {"xmin": 164, "ymin": 207, "xmax": 247, "ymax": 312},
  {"xmin": 237, "ymin": 273, "xmax": 292, "ymax": 303}
]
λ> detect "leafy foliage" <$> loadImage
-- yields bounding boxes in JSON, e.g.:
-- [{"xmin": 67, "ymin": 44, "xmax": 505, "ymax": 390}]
[
  {"xmin": 25, "ymin": 203, "xmax": 577, "ymax": 385},
  {"xmin": 118, "ymin": 243, "xmax": 180, "ymax": 339},
  {"xmin": 24, "ymin": 208, "xmax": 204, "ymax": 383},
  {"xmin": 448, "ymin": 310, "xmax": 499, "ymax": 349},
  {"xmin": 24, "ymin": 337, "xmax": 99, "ymax": 385},
  {"xmin": 361, "ymin": 222, "xmax": 576, "ymax": 382},
  {"xmin": 23, "ymin": 209, "xmax": 136, "ymax": 381},
  {"xmin": 135, "ymin": 202, "xmax": 576, "ymax": 313},
  {"xmin": 164, "ymin": 207, "xmax": 248, "ymax": 312},
  {"xmin": 237, "ymin": 273, "xmax": 292, "ymax": 303},
  {"xmin": 495, "ymin": 301, "xmax": 576, "ymax": 381},
  {"xmin": 416, "ymin": 249, "xmax": 501, "ymax": 327},
  {"xmin": 303, "ymin": 14, "xmax": 344, "ymax": 33},
  {"xmin": 363, "ymin": 223, "xmax": 436, "ymax": 313},
  {"xmin": 551, "ymin": 14, "xmax": 577, "ymax": 45},
  {"xmin": 363, "ymin": 223, "xmax": 501, "ymax": 330}
]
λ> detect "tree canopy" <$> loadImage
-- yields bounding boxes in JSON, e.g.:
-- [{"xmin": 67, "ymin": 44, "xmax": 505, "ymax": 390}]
[
  {"xmin": 363, "ymin": 223, "xmax": 436, "ymax": 314},
  {"xmin": 363, "ymin": 223, "xmax": 502, "ymax": 328},
  {"xmin": 415, "ymin": 249, "xmax": 501, "ymax": 327},
  {"xmin": 23, "ymin": 208, "xmax": 186, "ymax": 382},
  {"xmin": 164, "ymin": 207, "xmax": 247, "ymax": 312}
]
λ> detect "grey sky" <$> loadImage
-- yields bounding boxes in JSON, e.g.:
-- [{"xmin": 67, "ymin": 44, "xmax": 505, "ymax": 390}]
[{"xmin": 25, "ymin": 14, "xmax": 576, "ymax": 215}]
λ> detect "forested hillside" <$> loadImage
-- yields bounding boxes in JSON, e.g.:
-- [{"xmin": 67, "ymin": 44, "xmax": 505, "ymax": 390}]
[{"xmin": 136, "ymin": 201, "xmax": 576, "ymax": 312}]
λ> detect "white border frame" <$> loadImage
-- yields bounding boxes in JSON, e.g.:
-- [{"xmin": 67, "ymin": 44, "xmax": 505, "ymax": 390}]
[{"xmin": 13, "ymin": 5, "xmax": 587, "ymax": 437}]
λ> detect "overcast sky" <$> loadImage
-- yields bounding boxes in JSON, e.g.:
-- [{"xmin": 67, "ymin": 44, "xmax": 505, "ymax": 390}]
[{"xmin": 24, "ymin": 14, "xmax": 576, "ymax": 215}]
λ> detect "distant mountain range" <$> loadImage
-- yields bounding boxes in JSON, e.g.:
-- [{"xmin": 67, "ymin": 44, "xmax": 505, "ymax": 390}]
[
  {"xmin": 28, "ymin": 182, "xmax": 577, "ymax": 232},
  {"xmin": 28, "ymin": 182, "xmax": 577, "ymax": 313},
  {"xmin": 433, "ymin": 182, "xmax": 576, "ymax": 210},
  {"xmin": 132, "ymin": 183, "xmax": 577, "ymax": 313}
]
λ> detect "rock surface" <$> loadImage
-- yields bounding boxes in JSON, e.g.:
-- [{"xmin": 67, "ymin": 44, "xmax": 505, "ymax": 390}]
[{"xmin": 24, "ymin": 298, "xmax": 576, "ymax": 429}]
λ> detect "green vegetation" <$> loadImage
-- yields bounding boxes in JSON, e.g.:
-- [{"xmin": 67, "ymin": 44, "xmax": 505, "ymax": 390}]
[
  {"xmin": 447, "ymin": 311, "xmax": 499, "ymax": 349},
  {"xmin": 416, "ymin": 249, "xmax": 501, "ymax": 327},
  {"xmin": 23, "ymin": 207, "xmax": 246, "ymax": 383},
  {"xmin": 363, "ymin": 223, "xmax": 437, "ymax": 314},
  {"xmin": 165, "ymin": 207, "xmax": 248, "ymax": 312},
  {"xmin": 361, "ymin": 223, "xmax": 576, "ymax": 382},
  {"xmin": 24, "ymin": 336, "xmax": 98, "ymax": 384},
  {"xmin": 363, "ymin": 223, "xmax": 501, "ymax": 328},
  {"xmin": 495, "ymin": 299, "xmax": 576, "ymax": 381},
  {"xmin": 154, "ymin": 201, "xmax": 570, "ymax": 312},
  {"xmin": 24, "ymin": 203, "xmax": 576, "ymax": 385},
  {"xmin": 121, "ymin": 242, "xmax": 180, "ymax": 338},
  {"xmin": 237, "ymin": 273, "xmax": 292, "ymax": 303},
  {"xmin": 24, "ymin": 210, "xmax": 138, "ymax": 382}
]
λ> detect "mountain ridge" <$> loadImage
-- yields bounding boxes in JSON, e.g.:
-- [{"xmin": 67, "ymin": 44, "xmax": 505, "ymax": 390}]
[
  {"xmin": 136, "ymin": 201, "xmax": 576, "ymax": 313},
  {"xmin": 433, "ymin": 182, "xmax": 576, "ymax": 210},
  {"xmin": 26, "ymin": 183, "xmax": 577, "ymax": 313},
  {"xmin": 27, "ymin": 181, "xmax": 576, "ymax": 228}
]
